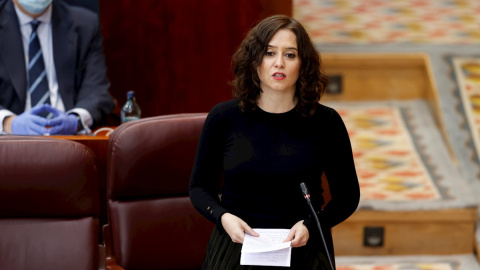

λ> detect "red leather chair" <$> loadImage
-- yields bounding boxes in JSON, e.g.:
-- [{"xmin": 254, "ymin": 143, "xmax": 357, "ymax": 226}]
[
  {"xmin": 0, "ymin": 136, "xmax": 100, "ymax": 270},
  {"xmin": 105, "ymin": 113, "xmax": 214, "ymax": 270}
]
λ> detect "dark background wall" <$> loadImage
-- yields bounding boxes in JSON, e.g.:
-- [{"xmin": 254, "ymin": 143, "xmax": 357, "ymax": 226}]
[{"xmin": 99, "ymin": 0, "xmax": 291, "ymax": 123}]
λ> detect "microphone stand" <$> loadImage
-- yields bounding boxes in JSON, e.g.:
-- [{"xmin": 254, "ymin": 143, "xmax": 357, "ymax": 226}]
[{"xmin": 300, "ymin": 182, "xmax": 335, "ymax": 270}]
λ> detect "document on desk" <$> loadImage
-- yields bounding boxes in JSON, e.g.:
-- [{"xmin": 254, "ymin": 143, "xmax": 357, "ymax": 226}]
[{"xmin": 240, "ymin": 228, "xmax": 291, "ymax": 267}]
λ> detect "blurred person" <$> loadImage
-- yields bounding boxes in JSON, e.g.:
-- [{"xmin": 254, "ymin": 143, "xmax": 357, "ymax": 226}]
[
  {"xmin": 189, "ymin": 15, "xmax": 360, "ymax": 269},
  {"xmin": 0, "ymin": 0, "xmax": 114, "ymax": 135}
]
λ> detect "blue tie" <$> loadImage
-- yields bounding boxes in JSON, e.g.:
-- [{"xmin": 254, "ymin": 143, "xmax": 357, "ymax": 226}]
[{"xmin": 28, "ymin": 20, "xmax": 50, "ymax": 107}]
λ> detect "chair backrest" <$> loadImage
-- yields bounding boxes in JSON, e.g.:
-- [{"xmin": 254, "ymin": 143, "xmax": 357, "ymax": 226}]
[
  {"xmin": 0, "ymin": 136, "xmax": 99, "ymax": 270},
  {"xmin": 107, "ymin": 113, "xmax": 214, "ymax": 270}
]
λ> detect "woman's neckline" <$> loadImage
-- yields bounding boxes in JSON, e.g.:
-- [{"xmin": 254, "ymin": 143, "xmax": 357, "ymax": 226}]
[
  {"xmin": 256, "ymin": 105, "xmax": 296, "ymax": 116},
  {"xmin": 256, "ymin": 97, "xmax": 297, "ymax": 115}
]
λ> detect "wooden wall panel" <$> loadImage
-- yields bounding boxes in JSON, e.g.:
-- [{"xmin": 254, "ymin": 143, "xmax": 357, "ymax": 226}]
[
  {"xmin": 99, "ymin": 0, "xmax": 291, "ymax": 121},
  {"xmin": 333, "ymin": 209, "xmax": 478, "ymax": 255}
]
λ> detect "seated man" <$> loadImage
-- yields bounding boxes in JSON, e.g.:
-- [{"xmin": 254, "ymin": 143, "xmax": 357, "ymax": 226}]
[{"xmin": 0, "ymin": 0, "xmax": 115, "ymax": 135}]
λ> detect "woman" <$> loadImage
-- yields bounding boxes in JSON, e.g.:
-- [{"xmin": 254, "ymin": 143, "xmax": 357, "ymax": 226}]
[{"xmin": 189, "ymin": 15, "xmax": 360, "ymax": 269}]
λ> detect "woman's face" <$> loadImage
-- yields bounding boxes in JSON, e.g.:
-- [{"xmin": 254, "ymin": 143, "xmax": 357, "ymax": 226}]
[{"xmin": 257, "ymin": 29, "xmax": 301, "ymax": 97}]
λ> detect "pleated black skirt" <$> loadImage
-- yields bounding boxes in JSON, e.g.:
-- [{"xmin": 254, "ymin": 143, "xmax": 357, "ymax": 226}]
[{"xmin": 202, "ymin": 225, "xmax": 333, "ymax": 270}]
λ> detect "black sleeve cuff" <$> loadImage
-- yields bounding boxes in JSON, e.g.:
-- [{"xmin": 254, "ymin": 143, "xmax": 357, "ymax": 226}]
[
  {"xmin": 303, "ymin": 216, "xmax": 314, "ymax": 233},
  {"xmin": 303, "ymin": 209, "xmax": 328, "ymax": 234}
]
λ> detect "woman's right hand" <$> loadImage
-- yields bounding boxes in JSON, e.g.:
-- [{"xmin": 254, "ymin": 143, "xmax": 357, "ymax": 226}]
[{"xmin": 221, "ymin": 213, "xmax": 259, "ymax": 243}]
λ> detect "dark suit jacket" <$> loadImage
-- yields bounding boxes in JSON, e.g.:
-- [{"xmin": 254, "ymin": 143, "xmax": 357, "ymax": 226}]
[{"xmin": 0, "ymin": 0, "xmax": 114, "ymax": 128}]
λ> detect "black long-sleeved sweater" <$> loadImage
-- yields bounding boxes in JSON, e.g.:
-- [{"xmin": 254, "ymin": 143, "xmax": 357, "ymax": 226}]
[{"xmin": 189, "ymin": 99, "xmax": 360, "ymax": 234}]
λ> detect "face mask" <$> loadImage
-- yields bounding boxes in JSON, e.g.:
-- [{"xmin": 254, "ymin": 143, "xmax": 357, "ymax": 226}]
[{"xmin": 18, "ymin": 0, "xmax": 53, "ymax": 15}]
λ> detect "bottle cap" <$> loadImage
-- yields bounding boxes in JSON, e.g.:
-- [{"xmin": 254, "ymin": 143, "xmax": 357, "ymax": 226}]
[{"xmin": 127, "ymin": 91, "xmax": 135, "ymax": 98}]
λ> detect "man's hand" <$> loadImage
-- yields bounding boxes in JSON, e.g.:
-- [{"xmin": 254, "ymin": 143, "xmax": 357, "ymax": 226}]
[
  {"xmin": 10, "ymin": 105, "xmax": 50, "ymax": 135},
  {"xmin": 43, "ymin": 105, "xmax": 78, "ymax": 135},
  {"xmin": 221, "ymin": 213, "xmax": 259, "ymax": 243},
  {"xmin": 284, "ymin": 220, "xmax": 309, "ymax": 247}
]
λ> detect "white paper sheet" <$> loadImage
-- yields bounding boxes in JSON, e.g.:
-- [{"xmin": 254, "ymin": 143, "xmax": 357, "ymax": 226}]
[{"xmin": 240, "ymin": 228, "xmax": 291, "ymax": 267}]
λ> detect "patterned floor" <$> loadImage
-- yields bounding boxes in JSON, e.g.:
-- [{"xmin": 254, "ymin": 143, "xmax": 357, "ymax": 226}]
[
  {"xmin": 336, "ymin": 254, "xmax": 480, "ymax": 270},
  {"xmin": 326, "ymin": 100, "xmax": 475, "ymax": 211},
  {"xmin": 294, "ymin": 0, "xmax": 480, "ymax": 44},
  {"xmin": 338, "ymin": 263, "xmax": 454, "ymax": 270},
  {"xmin": 339, "ymin": 106, "xmax": 439, "ymax": 201},
  {"xmin": 450, "ymin": 56, "xmax": 480, "ymax": 178},
  {"xmin": 448, "ymin": 56, "xmax": 480, "ymax": 250}
]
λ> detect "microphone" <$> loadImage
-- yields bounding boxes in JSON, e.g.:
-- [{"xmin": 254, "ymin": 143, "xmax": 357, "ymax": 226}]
[
  {"xmin": 300, "ymin": 182, "xmax": 335, "ymax": 270},
  {"xmin": 300, "ymin": 182, "xmax": 311, "ymax": 204}
]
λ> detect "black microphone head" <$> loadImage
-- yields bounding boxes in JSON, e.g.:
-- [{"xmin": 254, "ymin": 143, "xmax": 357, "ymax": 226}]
[{"xmin": 300, "ymin": 182, "xmax": 310, "ymax": 196}]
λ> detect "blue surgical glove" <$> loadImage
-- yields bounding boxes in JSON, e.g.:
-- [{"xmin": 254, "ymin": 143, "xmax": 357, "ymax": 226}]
[
  {"xmin": 11, "ymin": 105, "xmax": 50, "ymax": 135},
  {"xmin": 44, "ymin": 106, "xmax": 79, "ymax": 135}
]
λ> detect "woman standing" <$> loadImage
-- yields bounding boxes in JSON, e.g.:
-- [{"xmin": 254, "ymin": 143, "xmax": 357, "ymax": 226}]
[{"xmin": 189, "ymin": 15, "xmax": 360, "ymax": 269}]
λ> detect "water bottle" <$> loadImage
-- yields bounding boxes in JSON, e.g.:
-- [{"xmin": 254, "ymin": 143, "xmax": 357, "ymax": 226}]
[{"xmin": 121, "ymin": 90, "xmax": 141, "ymax": 123}]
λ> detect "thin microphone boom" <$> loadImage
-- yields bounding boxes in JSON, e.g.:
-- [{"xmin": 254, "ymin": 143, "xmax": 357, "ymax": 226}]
[{"xmin": 300, "ymin": 182, "xmax": 335, "ymax": 270}]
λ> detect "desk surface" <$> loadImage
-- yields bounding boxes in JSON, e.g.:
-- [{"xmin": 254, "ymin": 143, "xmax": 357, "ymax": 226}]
[
  {"xmin": 51, "ymin": 134, "xmax": 110, "ymax": 141},
  {"xmin": 51, "ymin": 127, "xmax": 115, "ymax": 141}
]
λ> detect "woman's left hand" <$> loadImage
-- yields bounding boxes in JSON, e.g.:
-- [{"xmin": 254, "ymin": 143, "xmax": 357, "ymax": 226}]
[{"xmin": 284, "ymin": 220, "xmax": 309, "ymax": 247}]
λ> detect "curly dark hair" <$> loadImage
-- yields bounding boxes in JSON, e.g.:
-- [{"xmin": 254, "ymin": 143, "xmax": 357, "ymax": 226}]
[{"xmin": 231, "ymin": 15, "xmax": 329, "ymax": 116}]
